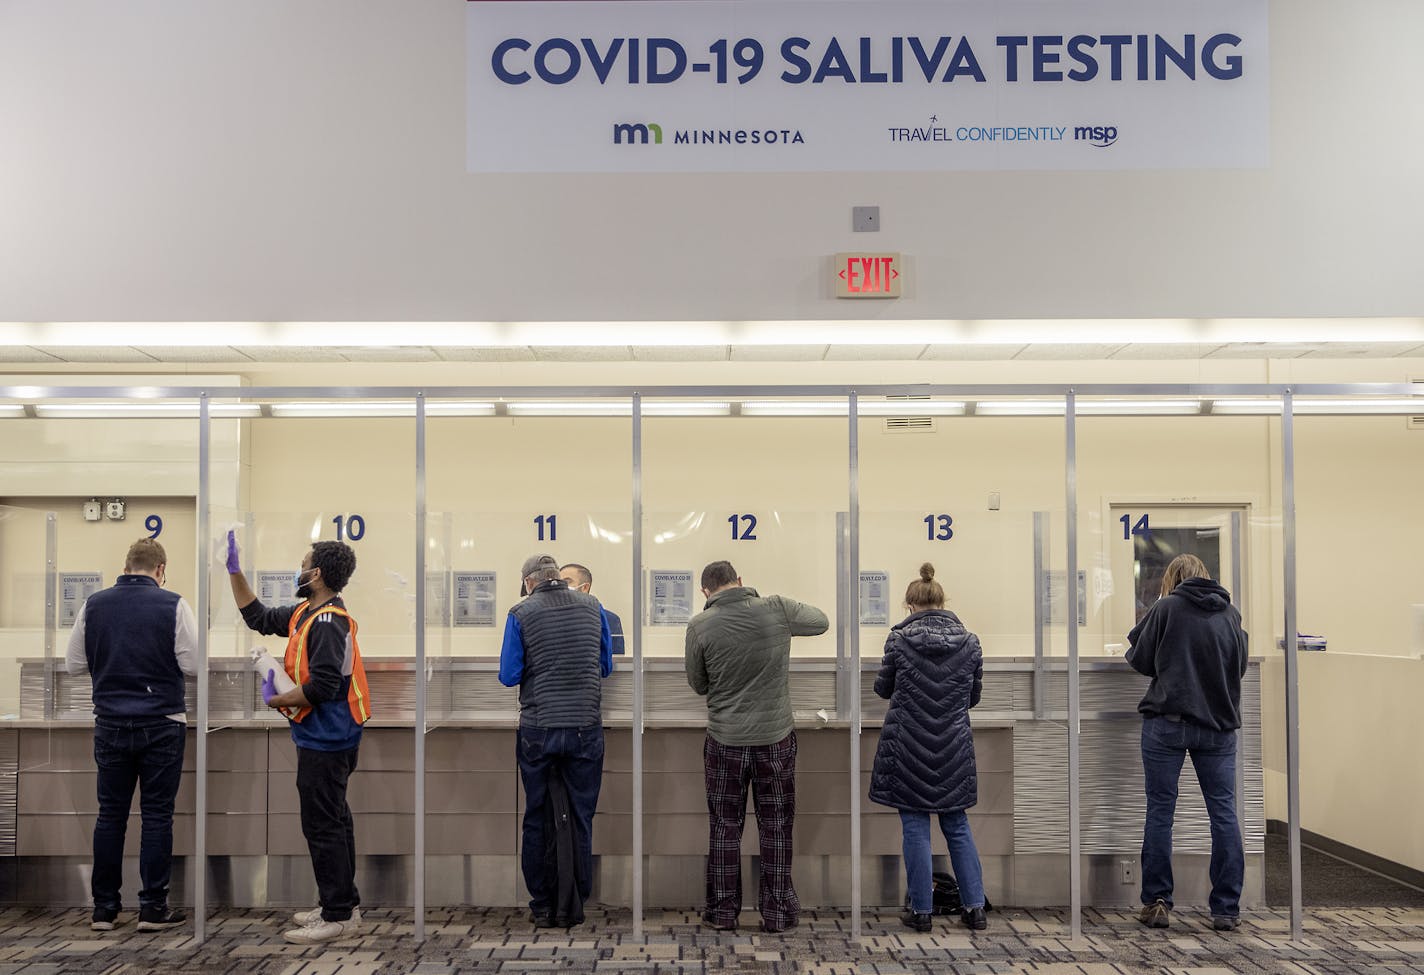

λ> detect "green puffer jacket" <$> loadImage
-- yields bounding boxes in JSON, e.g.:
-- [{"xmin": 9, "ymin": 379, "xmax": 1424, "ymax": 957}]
[{"xmin": 685, "ymin": 586, "xmax": 830, "ymax": 746}]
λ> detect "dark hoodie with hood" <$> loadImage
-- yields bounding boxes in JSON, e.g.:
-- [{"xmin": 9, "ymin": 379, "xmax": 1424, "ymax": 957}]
[{"xmin": 1126, "ymin": 577, "xmax": 1249, "ymax": 732}]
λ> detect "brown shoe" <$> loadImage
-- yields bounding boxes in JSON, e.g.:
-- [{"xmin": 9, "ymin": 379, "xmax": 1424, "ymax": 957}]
[{"xmin": 1137, "ymin": 899, "xmax": 1170, "ymax": 929}]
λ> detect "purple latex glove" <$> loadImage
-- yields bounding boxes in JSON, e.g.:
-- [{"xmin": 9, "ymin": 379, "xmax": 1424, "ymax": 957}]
[
  {"xmin": 261, "ymin": 669, "xmax": 278, "ymax": 706},
  {"xmin": 226, "ymin": 530, "xmax": 241, "ymax": 574}
]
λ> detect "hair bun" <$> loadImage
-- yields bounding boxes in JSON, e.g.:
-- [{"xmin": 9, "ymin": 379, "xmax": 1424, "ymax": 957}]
[{"xmin": 919, "ymin": 562, "xmax": 935, "ymax": 582}]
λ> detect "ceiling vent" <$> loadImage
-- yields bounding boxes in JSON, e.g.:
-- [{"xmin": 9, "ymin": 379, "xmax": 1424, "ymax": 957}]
[{"xmin": 884, "ymin": 415, "xmax": 936, "ymax": 433}]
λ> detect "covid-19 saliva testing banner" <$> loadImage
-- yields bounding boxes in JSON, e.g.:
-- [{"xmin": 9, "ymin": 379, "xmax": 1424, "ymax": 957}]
[{"xmin": 465, "ymin": 0, "xmax": 1268, "ymax": 173}]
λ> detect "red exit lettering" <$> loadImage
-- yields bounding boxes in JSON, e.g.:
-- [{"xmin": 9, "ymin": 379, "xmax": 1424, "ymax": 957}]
[{"xmin": 842, "ymin": 256, "xmax": 897, "ymax": 293}]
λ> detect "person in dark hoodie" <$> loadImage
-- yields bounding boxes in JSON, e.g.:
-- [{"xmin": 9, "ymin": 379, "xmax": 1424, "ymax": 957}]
[
  {"xmin": 1126, "ymin": 553, "xmax": 1249, "ymax": 933},
  {"xmin": 869, "ymin": 563, "xmax": 987, "ymax": 934}
]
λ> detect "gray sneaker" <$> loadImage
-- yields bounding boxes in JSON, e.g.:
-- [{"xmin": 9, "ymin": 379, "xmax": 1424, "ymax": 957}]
[
  {"xmin": 1212, "ymin": 914, "xmax": 1240, "ymax": 931},
  {"xmin": 1137, "ymin": 899, "xmax": 1170, "ymax": 929}
]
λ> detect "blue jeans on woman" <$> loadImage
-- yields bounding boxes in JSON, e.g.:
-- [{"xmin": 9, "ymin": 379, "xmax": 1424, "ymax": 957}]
[
  {"xmin": 899, "ymin": 810, "xmax": 984, "ymax": 914},
  {"xmin": 1140, "ymin": 715, "xmax": 1243, "ymax": 918}
]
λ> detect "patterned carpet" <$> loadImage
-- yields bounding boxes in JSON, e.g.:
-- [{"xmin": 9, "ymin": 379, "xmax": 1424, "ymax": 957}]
[{"xmin": 2, "ymin": 905, "xmax": 1424, "ymax": 975}]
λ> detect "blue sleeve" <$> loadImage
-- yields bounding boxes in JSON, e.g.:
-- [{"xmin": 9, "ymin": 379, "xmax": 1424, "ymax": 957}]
[
  {"xmin": 599, "ymin": 609, "xmax": 614, "ymax": 678},
  {"xmin": 498, "ymin": 614, "xmax": 525, "ymax": 687}
]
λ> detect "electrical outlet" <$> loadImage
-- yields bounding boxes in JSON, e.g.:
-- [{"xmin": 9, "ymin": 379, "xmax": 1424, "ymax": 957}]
[{"xmin": 1120, "ymin": 859, "xmax": 1136, "ymax": 885}]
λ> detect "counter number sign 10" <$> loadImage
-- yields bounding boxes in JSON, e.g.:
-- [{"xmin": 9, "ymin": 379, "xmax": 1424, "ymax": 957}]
[{"xmin": 332, "ymin": 514, "xmax": 366, "ymax": 542}]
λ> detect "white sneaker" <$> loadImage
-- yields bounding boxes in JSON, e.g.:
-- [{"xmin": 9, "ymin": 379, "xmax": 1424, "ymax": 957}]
[
  {"xmin": 284, "ymin": 916, "xmax": 359, "ymax": 944},
  {"xmin": 292, "ymin": 906, "xmax": 361, "ymax": 926}
]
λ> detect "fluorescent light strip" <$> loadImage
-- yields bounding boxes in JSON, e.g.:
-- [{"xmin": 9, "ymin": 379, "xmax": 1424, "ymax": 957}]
[
  {"xmin": 0, "ymin": 404, "xmax": 26, "ymax": 418},
  {"xmin": 505, "ymin": 402, "xmax": 631, "ymax": 416},
  {"xmin": 739, "ymin": 400, "xmax": 848, "ymax": 416},
  {"xmin": 33, "ymin": 403, "xmax": 261, "ymax": 418},
  {"xmin": 269, "ymin": 401, "xmax": 493, "ymax": 417},
  {"xmin": 972, "ymin": 400, "xmax": 1066, "ymax": 416},
  {"xmin": 1077, "ymin": 399, "xmax": 1202, "ymax": 415},
  {"xmin": 642, "ymin": 401, "xmax": 732, "ymax": 416},
  {"xmin": 858, "ymin": 400, "xmax": 967, "ymax": 416}
]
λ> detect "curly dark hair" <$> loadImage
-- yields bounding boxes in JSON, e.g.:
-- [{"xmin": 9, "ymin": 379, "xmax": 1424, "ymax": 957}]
[{"xmin": 310, "ymin": 540, "xmax": 357, "ymax": 592}]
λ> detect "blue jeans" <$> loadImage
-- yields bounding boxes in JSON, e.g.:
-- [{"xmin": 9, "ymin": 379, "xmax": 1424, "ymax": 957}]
[
  {"xmin": 1140, "ymin": 715, "xmax": 1244, "ymax": 917},
  {"xmin": 899, "ymin": 810, "xmax": 984, "ymax": 914},
  {"xmin": 92, "ymin": 717, "xmax": 186, "ymax": 912},
  {"xmin": 517, "ymin": 724, "xmax": 605, "ymax": 914}
]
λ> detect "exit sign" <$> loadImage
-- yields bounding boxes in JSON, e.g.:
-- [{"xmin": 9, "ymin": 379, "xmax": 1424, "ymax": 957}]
[{"xmin": 835, "ymin": 252, "xmax": 902, "ymax": 298}]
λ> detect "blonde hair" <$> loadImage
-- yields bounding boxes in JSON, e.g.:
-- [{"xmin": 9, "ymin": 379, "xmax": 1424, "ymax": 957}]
[
  {"xmin": 905, "ymin": 562, "xmax": 945, "ymax": 609},
  {"xmin": 1160, "ymin": 553, "xmax": 1210, "ymax": 597}
]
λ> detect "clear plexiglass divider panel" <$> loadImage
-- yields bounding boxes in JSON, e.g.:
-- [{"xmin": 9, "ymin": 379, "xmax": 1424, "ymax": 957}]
[
  {"xmin": 857, "ymin": 403, "xmax": 1067, "ymax": 911},
  {"xmin": 643, "ymin": 407, "xmax": 850, "ymax": 910},
  {"xmin": 1075, "ymin": 402, "xmax": 1278, "ymax": 912},
  {"xmin": 0, "ymin": 504, "xmax": 58, "ymax": 786},
  {"xmin": 1291, "ymin": 408, "xmax": 1420, "ymax": 911},
  {"xmin": 424, "ymin": 409, "xmax": 633, "ymax": 910}
]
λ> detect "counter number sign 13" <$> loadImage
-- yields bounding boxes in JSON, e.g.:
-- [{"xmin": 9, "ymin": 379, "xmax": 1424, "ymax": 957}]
[{"xmin": 924, "ymin": 514, "xmax": 954, "ymax": 541}]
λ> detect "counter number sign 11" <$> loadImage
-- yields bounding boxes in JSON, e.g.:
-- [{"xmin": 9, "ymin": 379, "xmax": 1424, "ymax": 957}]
[{"xmin": 535, "ymin": 514, "xmax": 557, "ymax": 541}]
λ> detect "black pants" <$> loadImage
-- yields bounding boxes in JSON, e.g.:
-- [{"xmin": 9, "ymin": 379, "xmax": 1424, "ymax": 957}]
[
  {"xmin": 295, "ymin": 745, "xmax": 361, "ymax": 922},
  {"xmin": 92, "ymin": 718, "xmax": 186, "ymax": 912}
]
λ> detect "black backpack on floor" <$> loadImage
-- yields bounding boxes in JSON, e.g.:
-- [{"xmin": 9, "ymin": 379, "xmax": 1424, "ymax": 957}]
[{"xmin": 905, "ymin": 872, "xmax": 993, "ymax": 916}]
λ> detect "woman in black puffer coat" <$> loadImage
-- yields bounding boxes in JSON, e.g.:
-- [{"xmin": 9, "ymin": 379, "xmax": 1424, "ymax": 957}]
[{"xmin": 870, "ymin": 563, "xmax": 987, "ymax": 933}]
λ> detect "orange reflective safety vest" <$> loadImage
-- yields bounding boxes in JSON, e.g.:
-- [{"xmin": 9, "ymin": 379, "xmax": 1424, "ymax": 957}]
[{"xmin": 283, "ymin": 601, "xmax": 372, "ymax": 726}]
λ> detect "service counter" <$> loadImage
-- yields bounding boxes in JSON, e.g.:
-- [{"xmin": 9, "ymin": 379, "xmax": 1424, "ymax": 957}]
[{"xmin": 0, "ymin": 657, "xmax": 1263, "ymax": 911}]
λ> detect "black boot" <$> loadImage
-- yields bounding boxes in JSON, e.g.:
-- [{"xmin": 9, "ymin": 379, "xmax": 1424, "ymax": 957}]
[
  {"xmin": 900, "ymin": 909, "xmax": 932, "ymax": 933},
  {"xmin": 961, "ymin": 906, "xmax": 987, "ymax": 931}
]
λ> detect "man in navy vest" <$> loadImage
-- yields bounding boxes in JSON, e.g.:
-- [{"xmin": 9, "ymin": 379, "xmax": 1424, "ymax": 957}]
[
  {"xmin": 500, "ymin": 553, "xmax": 613, "ymax": 928},
  {"xmin": 66, "ymin": 538, "xmax": 197, "ymax": 932}
]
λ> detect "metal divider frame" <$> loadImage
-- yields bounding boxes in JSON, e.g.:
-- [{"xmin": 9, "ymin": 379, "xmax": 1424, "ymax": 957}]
[
  {"xmin": 848, "ymin": 392, "xmax": 861, "ymax": 936},
  {"xmin": 196, "ymin": 394, "xmax": 210, "ymax": 941},
  {"xmin": 0, "ymin": 379, "xmax": 1398, "ymax": 945},
  {"xmin": 415, "ymin": 393, "xmax": 427, "ymax": 941},
  {"xmin": 631, "ymin": 393, "xmax": 644, "ymax": 939},
  {"xmin": 1065, "ymin": 390, "xmax": 1082, "ymax": 942}
]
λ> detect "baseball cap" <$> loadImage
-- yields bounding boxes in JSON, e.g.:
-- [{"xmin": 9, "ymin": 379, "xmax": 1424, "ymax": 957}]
[{"xmin": 519, "ymin": 553, "xmax": 559, "ymax": 595}]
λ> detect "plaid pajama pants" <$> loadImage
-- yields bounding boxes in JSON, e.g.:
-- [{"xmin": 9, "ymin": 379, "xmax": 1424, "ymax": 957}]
[{"xmin": 702, "ymin": 731, "xmax": 799, "ymax": 931}]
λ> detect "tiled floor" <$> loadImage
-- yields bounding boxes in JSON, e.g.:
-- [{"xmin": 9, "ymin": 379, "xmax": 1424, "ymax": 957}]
[{"xmin": 1, "ymin": 906, "xmax": 1423, "ymax": 975}]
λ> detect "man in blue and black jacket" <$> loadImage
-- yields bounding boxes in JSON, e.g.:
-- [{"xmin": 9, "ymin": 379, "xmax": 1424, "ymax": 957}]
[{"xmin": 66, "ymin": 538, "xmax": 197, "ymax": 933}]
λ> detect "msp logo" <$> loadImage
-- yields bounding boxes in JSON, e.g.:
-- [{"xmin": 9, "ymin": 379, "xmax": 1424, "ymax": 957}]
[
  {"xmin": 1074, "ymin": 125, "xmax": 1119, "ymax": 147},
  {"xmin": 613, "ymin": 122, "xmax": 662, "ymax": 145}
]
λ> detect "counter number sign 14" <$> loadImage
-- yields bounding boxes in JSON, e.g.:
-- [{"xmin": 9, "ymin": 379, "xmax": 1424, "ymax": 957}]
[{"xmin": 1120, "ymin": 514, "xmax": 1150, "ymax": 540}]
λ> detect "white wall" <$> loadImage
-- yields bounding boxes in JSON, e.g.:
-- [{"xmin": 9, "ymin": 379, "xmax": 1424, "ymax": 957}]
[{"xmin": 2, "ymin": 0, "xmax": 1423, "ymax": 322}]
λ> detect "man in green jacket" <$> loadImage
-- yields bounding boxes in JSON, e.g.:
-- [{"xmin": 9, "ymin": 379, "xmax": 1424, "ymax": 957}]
[{"xmin": 685, "ymin": 560, "xmax": 829, "ymax": 933}]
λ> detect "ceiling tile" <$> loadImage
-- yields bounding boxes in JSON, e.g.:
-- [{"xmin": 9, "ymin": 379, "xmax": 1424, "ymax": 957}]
[
  {"xmin": 1299, "ymin": 342, "xmax": 1424, "ymax": 358},
  {"xmin": 1111, "ymin": 344, "xmax": 1226, "ymax": 359},
  {"xmin": 30, "ymin": 347, "xmax": 158, "ymax": 362},
  {"xmin": 232, "ymin": 346, "xmax": 351, "ymax": 361},
  {"xmin": 433, "ymin": 346, "xmax": 538, "ymax": 362},
  {"xmin": 0, "ymin": 347, "xmax": 64, "ymax": 363},
  {"xmin": 823, "ymin": 344, "xmax": 928, "ymax": 361},
  {"xmin": 1207, "ymin": 343, "xmax": 1313, "ymax": 359},
  {"xmin": 1012, "ymin": 343, "xmax": 1129, "ymax": 360},
  {"xmin": 532, "ymin": 346, "xmax": 634, "ymax": 361},
  {"xmin": 134, "ymin": 346, "xmax": 255, "ymax": 362},
  {"xmin": 339, "ymin": 347, "xmax": 442, "ymax": 362},
  {"xmin": 919, "ymin": 344, "xmax": 1028, "ymax": 360},
  {"xmin": 631, "ymin": 345, "xmax": 728, "ymax": 361},
  {"xmin": 729, "ymin": 345, "xmax": 828, "ymax": 361}
]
